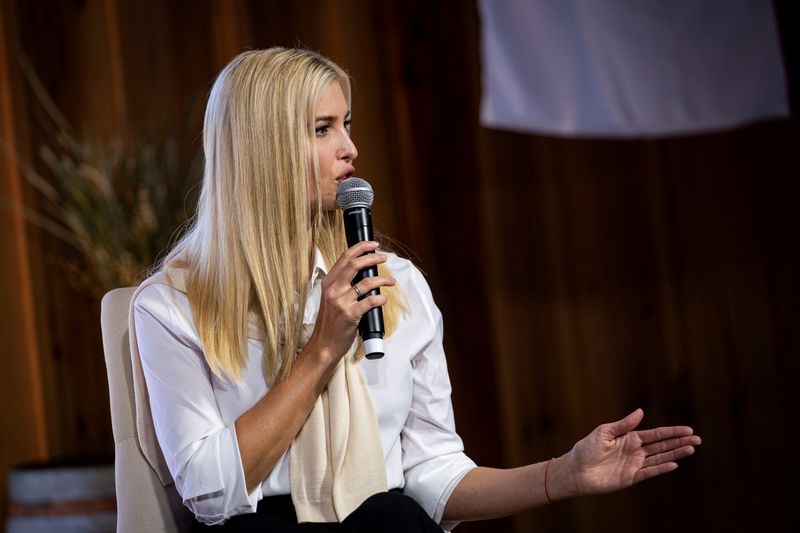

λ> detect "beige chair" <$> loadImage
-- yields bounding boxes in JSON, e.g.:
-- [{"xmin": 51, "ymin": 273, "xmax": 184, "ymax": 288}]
[{"xmin": 101, "ymin": 288, "xmax": 194, "ymax": 532}]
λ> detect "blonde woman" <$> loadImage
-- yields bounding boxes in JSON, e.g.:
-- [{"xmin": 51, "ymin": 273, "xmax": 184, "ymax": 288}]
[{"xmin": 131, "ymin": 48, "xmax": 700, "ymax": 532}]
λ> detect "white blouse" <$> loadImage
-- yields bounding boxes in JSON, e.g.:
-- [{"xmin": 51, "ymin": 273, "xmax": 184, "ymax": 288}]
[{"xmin": 133, "ymin": 250, "xmax": 476, "ymax": 527}]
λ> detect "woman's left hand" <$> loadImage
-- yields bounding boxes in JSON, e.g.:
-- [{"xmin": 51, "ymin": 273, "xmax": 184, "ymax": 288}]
[{"xmin": 561, "ymin": 408, "xmax": 701, "ymax": 497}]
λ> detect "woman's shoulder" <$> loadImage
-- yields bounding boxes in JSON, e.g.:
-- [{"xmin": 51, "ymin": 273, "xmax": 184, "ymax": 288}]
[
  {"xmin": 132, "ymin": 274, "xmax": 202, "ymax": 349},
  {"xmin": 132, "ymin": 270, "xmax": 194, "ymax": 328},
  {"xmin": 384, "ymin": 251, "xmax": 411, "ymax": 270},
  {"xmin": 384, "ymin": 252, "xmax": 426, "ymax": 286},
  {"xmin": 383, "ymin": 251, "xmax": 438, "ymax": 313}
]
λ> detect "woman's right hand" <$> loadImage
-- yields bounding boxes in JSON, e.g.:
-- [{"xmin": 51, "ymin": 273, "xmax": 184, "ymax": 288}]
[{"xmin": 305, "ymin": 241, "xmax": 396, "ymax": 365}]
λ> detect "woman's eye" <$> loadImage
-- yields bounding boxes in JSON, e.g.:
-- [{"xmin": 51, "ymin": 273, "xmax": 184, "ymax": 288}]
[
  {"xmin": 344, "ymin": 119, "xmax": 352, "ymax": 132},
  {"xmin": 315, "ymin": 125, "xmax": 330, "ymax": 137}
]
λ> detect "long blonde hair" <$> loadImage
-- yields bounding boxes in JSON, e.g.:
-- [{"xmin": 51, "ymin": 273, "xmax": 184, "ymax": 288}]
[{"xmin": 160, "ymin": 48, "xmax": 405, "ymax": 384}]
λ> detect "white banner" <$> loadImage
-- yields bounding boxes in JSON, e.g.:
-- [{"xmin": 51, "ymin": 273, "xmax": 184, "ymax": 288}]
[{"xmin": 478, "ymin": 0, "xmax": 789, "ymax": 137}]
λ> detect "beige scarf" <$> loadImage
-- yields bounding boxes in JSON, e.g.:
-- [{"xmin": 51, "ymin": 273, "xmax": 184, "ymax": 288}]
[{"xmin": 128, "ymin": 265, "xmax": 387, "ymax": 523}]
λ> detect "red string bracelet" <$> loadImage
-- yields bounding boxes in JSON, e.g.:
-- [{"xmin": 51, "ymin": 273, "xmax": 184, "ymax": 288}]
[{"xmin": 544, "ymin": 457, "xmax": 554, "ymax": 504}]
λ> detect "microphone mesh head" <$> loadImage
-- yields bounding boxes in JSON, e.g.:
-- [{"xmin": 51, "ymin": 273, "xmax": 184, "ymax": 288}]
[{"xmin": 336, "ymin": 177, "xmax": 374, "ymax": 209}]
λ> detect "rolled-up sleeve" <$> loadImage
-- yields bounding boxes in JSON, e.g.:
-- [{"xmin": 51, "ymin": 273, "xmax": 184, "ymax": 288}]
[
  {"xmin": 134, "ymin": 285, "xmax": 260, "ymax": 525},
  {"xmin": 401, "ymin": 269, "xmax": 477, "ymax": 529}
]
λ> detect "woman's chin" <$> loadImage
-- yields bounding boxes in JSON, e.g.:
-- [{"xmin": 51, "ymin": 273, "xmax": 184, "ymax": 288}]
[{"xmin": 321, "ymin": 197, "xmax": 340, "ymax": 212}]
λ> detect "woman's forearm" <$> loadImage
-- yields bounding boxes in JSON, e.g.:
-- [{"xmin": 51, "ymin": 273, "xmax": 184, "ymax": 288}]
[
  {"xmin": 442, "ymin": 454, "xmax": 578, "ymax": 522},
  {"xmin": 234, "ymin": 243, "xmax": 392, "ymax": 493},
  {"xmin": 234, "ymin": 341, "xmax": 338, "ymax": 492},
  {"xmin": 444, "ymin": 410, "xmax": 701, "ymax": 522}
]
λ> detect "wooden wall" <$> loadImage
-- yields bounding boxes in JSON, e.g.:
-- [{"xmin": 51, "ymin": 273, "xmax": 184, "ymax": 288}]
[{"xmin": 1, "ymin": 0, "xmax": 797, "ymax": 531}]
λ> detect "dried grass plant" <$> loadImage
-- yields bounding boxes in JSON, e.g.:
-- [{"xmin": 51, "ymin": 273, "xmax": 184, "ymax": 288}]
[{"xmin": 1, "ymin": 54, "xmax": 202, "ymax": 298}]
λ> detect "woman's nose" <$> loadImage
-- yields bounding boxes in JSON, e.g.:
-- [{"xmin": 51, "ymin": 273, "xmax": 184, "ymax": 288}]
[{"xmin": 338, "ymin": 131, "xmax": 358, "ymax": 162}]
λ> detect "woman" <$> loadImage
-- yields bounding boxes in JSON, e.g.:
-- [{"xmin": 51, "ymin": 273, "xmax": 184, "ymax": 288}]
[{"xmin": 131, "ymin": 48, "xmax": 700, "ymax": 532}]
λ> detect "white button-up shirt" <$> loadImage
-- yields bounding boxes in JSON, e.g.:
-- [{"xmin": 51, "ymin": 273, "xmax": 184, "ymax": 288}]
[{"xmin": 133, "ymin": 250, "xmax": 476, "ymax": 527}]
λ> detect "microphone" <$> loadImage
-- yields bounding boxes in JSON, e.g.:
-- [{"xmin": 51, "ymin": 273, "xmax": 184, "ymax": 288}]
[{"xmin": 336, "ymin": 177, "xmax": 385, "ymax": 359}]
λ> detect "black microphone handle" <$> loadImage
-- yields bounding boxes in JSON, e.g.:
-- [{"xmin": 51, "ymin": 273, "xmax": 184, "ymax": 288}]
[{"xmin": 342, "ymin": 206, "xmax": 385, "ymax": 359}]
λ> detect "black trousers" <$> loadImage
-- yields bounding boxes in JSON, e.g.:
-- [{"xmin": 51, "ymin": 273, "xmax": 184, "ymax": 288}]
[{"xmin": 190, "ymin": 491, "xmax": 443, "ymax": 532}]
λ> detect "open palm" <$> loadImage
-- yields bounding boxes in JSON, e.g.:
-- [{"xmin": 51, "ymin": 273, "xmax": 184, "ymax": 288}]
[{"xmin": 568, "ymin": 409, "xmax": 700, "ymax": 496}]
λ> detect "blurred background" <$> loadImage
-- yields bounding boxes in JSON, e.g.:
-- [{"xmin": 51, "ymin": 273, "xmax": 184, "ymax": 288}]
[{"xmin": 1, "ymin": 0, "xmax": 798, "ymax": 531}]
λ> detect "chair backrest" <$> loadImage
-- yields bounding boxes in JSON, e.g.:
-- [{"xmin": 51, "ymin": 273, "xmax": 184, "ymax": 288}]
[{"xmin": 101, "ymin": 288, "xmax": 193, "ymax": 533}]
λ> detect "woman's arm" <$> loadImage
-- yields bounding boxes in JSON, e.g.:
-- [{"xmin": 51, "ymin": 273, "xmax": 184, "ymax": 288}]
[
  {"xmin": 234, "ymin": 339, "xmax": 338, "ymax": 493},
  {"xmin": 441, "ymin": 459, "xmax": 573, "ymax": 521},
  {"xmin": 235, "ymin": 240, "xmax": 395, "ymax": 492},
  {"xmin": 443, "ymin": 409, "xmax": 700, "ymax": 522},
  {"xmin": 235, "ymin": 336, "xmax": 338, "ymax": 492}
]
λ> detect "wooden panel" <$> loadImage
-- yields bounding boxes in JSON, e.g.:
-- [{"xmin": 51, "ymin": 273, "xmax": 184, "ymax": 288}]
[
  {"xmin": 10, "ymin": 0, "xmax": 118, "ymax": 460},
  {"xmin": 381, "ymin": 2, "xmax": 800, "ymax": 531},
  {"xmin": 0, "ymin": 0, "xmax": 49, "ymax": 522},
  {"xmin": 477, "ymin": 123, "xmax": 800, "ymax": 532},
  {"xmin": 112, "ymin": 0, "xmax": 215, "ymax": 134}
]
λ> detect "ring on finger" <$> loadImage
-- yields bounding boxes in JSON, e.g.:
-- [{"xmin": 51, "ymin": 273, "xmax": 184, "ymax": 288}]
[{"xmin": 351, "ymin": 283, "xmax": 363, "ymax": 299}]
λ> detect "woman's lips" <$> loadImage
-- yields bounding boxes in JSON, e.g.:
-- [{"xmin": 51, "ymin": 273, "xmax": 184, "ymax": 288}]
[{"xmin": 336, "ymin": 169, "xmax": 356, "ymax": 183}]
